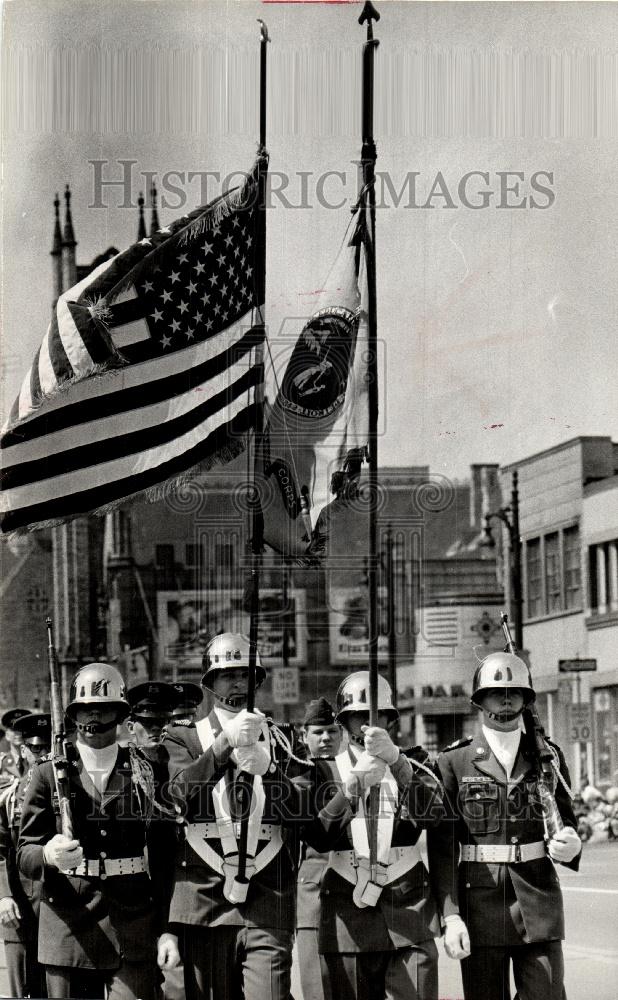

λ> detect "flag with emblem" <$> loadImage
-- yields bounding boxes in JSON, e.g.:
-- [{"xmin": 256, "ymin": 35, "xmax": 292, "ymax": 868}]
[
  {"xmin": 0, "ymin": 154, "xmax": 267, "ymax": 534},
  {"xmin": 258, "ymin": 203, "xmax": 369, "ymax": 559}
]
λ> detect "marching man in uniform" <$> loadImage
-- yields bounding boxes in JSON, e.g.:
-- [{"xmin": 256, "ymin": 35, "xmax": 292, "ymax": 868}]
[
  {"xmin": 428, "ymin": 648, "xmax": 582, "ymax": 1000},
  {"xmin": 0, "ymin": 712, "xmax": 51, "ymax": 999},
  {"xmin": 162, "ymin": 632, "xmax": 347, "ymax": 1000},
  {"xmin": 0, "ymin": 709, "xmax": 31, "ymax": 790},
  {"xmin": 314, "ymin": 671, "xmax": 445, "ymax": 1000},
  {"xmin": 126, "ymin": 680, "xmax": 180, "ymax": 751},
  {"xmin": 168, "ymin": 682, "xmax": 203, "ymax": 728},
  {"xmin": 17, "ymin": 662, "xmax": 178, "ymax": 1000},
  {"xmin": 296, "ymin": 697, "xmax": 343, "ymax": 1000}
]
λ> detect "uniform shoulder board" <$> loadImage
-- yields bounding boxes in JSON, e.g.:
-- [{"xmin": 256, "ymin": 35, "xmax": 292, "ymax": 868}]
[{"xmin": 441, "ymin": 736, "xmax": 473, "ymax": 753}]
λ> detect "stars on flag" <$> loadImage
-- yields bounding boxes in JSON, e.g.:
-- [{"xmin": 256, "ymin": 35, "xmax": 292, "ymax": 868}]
[{"xmin": 133, "ymin": 203, "xmax": 257, "ymax": 361}]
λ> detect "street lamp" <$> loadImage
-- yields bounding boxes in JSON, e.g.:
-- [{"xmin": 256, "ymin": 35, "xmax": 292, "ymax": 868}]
[{"xmin": 481, "ymin": 470, "xmax": 523, "ymax": 651}]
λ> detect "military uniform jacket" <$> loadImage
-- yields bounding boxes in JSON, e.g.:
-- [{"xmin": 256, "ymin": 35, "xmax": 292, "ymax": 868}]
[
  {"xmin": 0, "ymin": 751, "xmax": 24, "ymax": 791},
  {"xmin": 311, "ymin": 748, "xmax": 444, "ymax": 954},
  {"xmin": 296, "ymin": 758, "xmax": 335, "ymax": 932},
  {"xmin": 0, "ymin": 771, "xmax": 42, "ymax": 944},
  {"xmin": 427, "ymin": 731, "xmax": 580, "ymax": 947},
  {"xmin": 17, "ymin": 744, "xmax": 177, "ymax": 969},
  {"xmin": 165, "ymin": 712, "xmax": 341, "ymax": 932}
]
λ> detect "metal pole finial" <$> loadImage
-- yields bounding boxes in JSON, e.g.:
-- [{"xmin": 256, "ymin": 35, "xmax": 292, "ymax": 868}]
[{"xmin": 359, "ymin": 1, "xmax": 380, "ymax": 31}]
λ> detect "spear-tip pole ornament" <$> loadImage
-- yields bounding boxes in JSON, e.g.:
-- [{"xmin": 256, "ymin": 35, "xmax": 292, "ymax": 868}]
[
  {"xmin": 359, "ymin": 0, "xmax": 380, "ymax": 37},
  {"xmin": 257, "ymin": 19, "xmax": 270, "ymax": 151}
]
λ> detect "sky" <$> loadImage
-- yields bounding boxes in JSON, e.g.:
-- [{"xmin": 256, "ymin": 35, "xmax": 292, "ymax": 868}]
[{"xmin": 1, "ymin": 0, "xmax": 617, "ymax": 481}]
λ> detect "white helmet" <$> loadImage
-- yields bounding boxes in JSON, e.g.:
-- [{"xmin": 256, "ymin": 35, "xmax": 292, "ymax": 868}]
[
  {"xmin": 336, "ymin": 671, "xmax": 399, "ymax": 723},
  {"xmin": 201, "ymin": 633, "xmax": 266, "ymax": 687}
]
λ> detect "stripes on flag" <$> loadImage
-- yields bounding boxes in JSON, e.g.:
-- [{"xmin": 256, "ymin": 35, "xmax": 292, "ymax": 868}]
[{"xmin": 1, "ymin": 154, "xmax": 268, "ymax": 534}]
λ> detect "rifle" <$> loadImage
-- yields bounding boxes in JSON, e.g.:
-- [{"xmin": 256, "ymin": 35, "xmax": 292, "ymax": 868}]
[
  {"xmin": 500, "ymin": 613, "xmax": 563, "ymax": 839},
  {"xmin": 46, "ymin": 617, "xmax": 74, "ymax": 839}
]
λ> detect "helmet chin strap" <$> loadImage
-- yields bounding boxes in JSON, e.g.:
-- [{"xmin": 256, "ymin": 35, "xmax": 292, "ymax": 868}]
[
  {"xmin": 486, "ymin": 707, "xmax": 524, "ymax": 723},
  {"xmin": 76, "ymin": 718, "xmax": 118, "ymax": 735}
]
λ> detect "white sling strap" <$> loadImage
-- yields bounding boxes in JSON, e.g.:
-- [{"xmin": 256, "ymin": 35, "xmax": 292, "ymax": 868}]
[
  {"xmin": 330, "ymin": 746, "xmax": 419, "ymax": 908},
  {"xmin": 185, "ymin": 714, "xmax": 282, "ymax": 903}
]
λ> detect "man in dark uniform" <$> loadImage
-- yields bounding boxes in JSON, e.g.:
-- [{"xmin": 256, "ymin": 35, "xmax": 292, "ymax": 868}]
[
  {"xmin": 428, "ymin": 649, "xmax": 582, "ymax": 1000},
  {"xmin": 0, "ymin": 710, "xmax": 31, "ymax": 791},
  {"xmin": 168, "ymin": 682, "xmax": 203, "ymax": 728},
  {"xmin": 126, "ymin": 680, "xmax": 180, "ymax": 750},
  {"xmin": 314, "ymin": 671, "xmax": 444, "ymax": 1000},
  {"xmin": 0, "ymin": 713, "xmax": 50, "ymax": 998},
  {"xmin": 17, "ymin": 662, "xmax": 179, "ymax": 1000},
  {"xmin": 296, "ymin": 697, "xmax": 343, "ymax": 1000},
  {"xmin": 161, "ymin": 632, "xmax": 353, "ymax": 1000}
]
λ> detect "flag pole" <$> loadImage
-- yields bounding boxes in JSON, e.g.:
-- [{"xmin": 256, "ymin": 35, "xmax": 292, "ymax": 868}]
[
  {"xmin": 358, "ymin": 0, "xmax": 381, "ymax": 895},
  {"xmin": 233, "ymin": 18, "xmax": 269, "ymax": 901}
]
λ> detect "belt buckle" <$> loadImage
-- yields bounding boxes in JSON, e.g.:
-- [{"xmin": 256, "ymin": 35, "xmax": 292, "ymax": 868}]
[{"xmin": 512, "ymin": 844, "xmax": 522, "ymax": 863}]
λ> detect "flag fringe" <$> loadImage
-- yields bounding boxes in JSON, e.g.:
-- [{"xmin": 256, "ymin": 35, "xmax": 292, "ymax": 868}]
[{"xmin": 2, "ymin": 435, "xmax": 247, "ymax": 538}]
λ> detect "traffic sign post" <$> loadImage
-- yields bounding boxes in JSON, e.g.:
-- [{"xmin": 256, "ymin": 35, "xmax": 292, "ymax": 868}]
[
  {"xmin": 272, "ymin": 666, "xmax": 300, "ymax": 705},
  {"xmin": 558, "ymin": 659, "xmax": 597, "ymax": 673},
  {"xmin": 569, "ymin": 703, "xmax": 593, "ymax": 743}
]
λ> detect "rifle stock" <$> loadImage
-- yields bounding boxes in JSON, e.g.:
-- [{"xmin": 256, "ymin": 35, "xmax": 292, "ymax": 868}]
[
  {"xmin": 500, "ymin": 613, "xmax": 563, "ymax": 839},
  {"xmin": 46, "ymin": 617, "xmax": 74, "ymax": 839}
]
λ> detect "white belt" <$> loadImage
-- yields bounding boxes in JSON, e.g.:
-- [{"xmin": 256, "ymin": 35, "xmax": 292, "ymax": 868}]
[
  {"xmin": 328, "ymin": 844, "xmax": 422, "ymax": 887},
  {"xmin": 192, "ymin": 822, "xmax": 278, "ymax": 841},
  {"xmin": 460, "ymin": 842, "xmax": 546, "ymax": 864},
  {"xmin": 70, "ymin": 855, "xmax": 147, "ymax": 878}
]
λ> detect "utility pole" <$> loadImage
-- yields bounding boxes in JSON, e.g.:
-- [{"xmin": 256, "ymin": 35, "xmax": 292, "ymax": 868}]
[{"xmin": 482, "ymin": 470, "xmax": 523, "ymax": 650}]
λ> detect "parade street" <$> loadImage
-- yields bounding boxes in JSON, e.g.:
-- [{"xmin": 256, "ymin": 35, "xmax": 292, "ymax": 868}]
[
  {"xmin": 435, "ymin": 840, "xmax": 618, "ymax": 1000},
  {"xmin": 287, "ymin": 840, "xmax": 618, "ymax": 1000}
]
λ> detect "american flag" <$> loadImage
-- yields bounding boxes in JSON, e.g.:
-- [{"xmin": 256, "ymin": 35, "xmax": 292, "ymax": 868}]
[{"xmin": 0, "ymin": 155, "xmax": 267, "ymax": 534}]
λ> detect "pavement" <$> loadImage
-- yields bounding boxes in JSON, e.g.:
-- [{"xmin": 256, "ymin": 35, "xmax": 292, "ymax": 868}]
[{"xmin": 1, "ymin": 840, "xmax": 616, "ymax": 998}]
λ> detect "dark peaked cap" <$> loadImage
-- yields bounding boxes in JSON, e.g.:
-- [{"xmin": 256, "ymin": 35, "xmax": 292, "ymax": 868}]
[
  {"xmin": 13, "ymin": 713, "xmax": 52, "ymax": 745},
  {"xmin": 170, "ymin": 681, "xmax": 203, "ymax": 712},
  {"xmin": 302, "ymin": 697, "xmax": 337, "ymax": 727},
  {"xmin": 127, "ymin": 681, "xmax": 179, "ymax": 717},
  {"xmin": 1, "ymin": 708, "xmax": 31, "ymax": 729}
]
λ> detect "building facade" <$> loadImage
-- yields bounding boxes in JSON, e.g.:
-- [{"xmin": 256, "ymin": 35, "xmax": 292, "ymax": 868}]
[{"xmin": 501, "ymin": 436, "xmax": 618, "ymax": 789}]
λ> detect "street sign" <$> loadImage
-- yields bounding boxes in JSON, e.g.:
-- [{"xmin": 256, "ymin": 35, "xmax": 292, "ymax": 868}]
[
  {"xmin": 558, "ymin": 659, "xmax": 597, "ymax": 673},
  {"xmin": 272, "ymin": 666, "xmax": 300, "ymax": 705},
  {"xmin": 569, "ymin": 704, "xmax": 593, "ymax": 743}
]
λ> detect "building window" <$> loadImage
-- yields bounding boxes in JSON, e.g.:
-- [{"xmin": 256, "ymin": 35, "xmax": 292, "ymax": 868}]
[
  {"xmin": 185, "ymin": 543, "xmax": 202, "ymax": 568},
  {"xmin": 155, "ymin": 544, "xmax": 175, "ymax": 571},
  {"xmin": 523, "ymin": 524, "xmax": 582, "ymax": 620},
  {"xmin": 544, "ymin": 533, "xmax": 561, "ymax": 614},
  {"xmin": 587, "ymin": 539, "xmax": 618, "ymax": 615},
  {"xmin": 563, "ymin": 526, "xmax": 581, "ymax": 610},
  {"xmin": 526, "ymin": 538, "xmax": 542, "ymax": 618},
  {"xmin": 593, "ymin": 687, "xmax": 618, "ymax": 786}
]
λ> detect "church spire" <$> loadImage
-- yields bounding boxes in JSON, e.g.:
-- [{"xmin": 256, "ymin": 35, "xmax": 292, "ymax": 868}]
[
  {"xmin": 50, "ymin": 193, "xmax": 63, "ymax": 306},
  {"xmin": 62, "ymin": 184, "xmax": 76, "ymax": 247},
  {"xmin": 150, "ymin": 184, "xmax": 160, "ymax": 236},
  {"xmin": 61, "ymin": 184, "xmax": 77, "ymax": 290},
  {"xmin": 137, "ymin": 191, "xmax": 147, "ymax": 240}
]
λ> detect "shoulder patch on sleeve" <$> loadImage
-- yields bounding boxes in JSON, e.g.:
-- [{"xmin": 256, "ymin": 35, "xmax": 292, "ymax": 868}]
[{"xmin": 441, "ymin": 736, "xmax": 473, "ymax": 753}]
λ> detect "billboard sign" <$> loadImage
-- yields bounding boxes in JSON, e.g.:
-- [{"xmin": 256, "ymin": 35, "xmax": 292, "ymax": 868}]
[{"xmin": 156, "ymin": 589, "xmax": 307, "ymax": 670}]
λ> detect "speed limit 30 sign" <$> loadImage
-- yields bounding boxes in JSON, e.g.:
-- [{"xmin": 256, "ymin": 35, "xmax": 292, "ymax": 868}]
[{"xmin": 569, "ymin": 704, "xmax": 593, "ymax": 742}]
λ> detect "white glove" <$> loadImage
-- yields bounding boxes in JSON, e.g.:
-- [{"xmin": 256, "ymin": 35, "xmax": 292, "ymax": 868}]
[
  {"xmin": 548, "ymin": 826, "xmax": 582, "ymax": 863},
  {"xmin": 157, "ymin": 932, "xmax": 181, "ymax": 971},
  {"xmin": 443, "ymin": 914, "xmax": 471, "ymax": 959},
  {"xmin": 345, "ymin": 751, "xmax": 387, "ymax": 796},
  {"xmin": 234, "ymin": 744, "xmax": 271, "ymax": 776},
  {"xmin": 362, "ymin": 725, "xmax": 400, "ymax": 765},
  {"xmin": 0, "ymin": 897, "xmax": 21, "ymax": 929},
  {"xmin": 222, "ymin": 709, "xmax": 265, "ymax": 748},
  {"xmin": 43, "ymin": 834, "xmax": 84, "ymax": 871}
]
